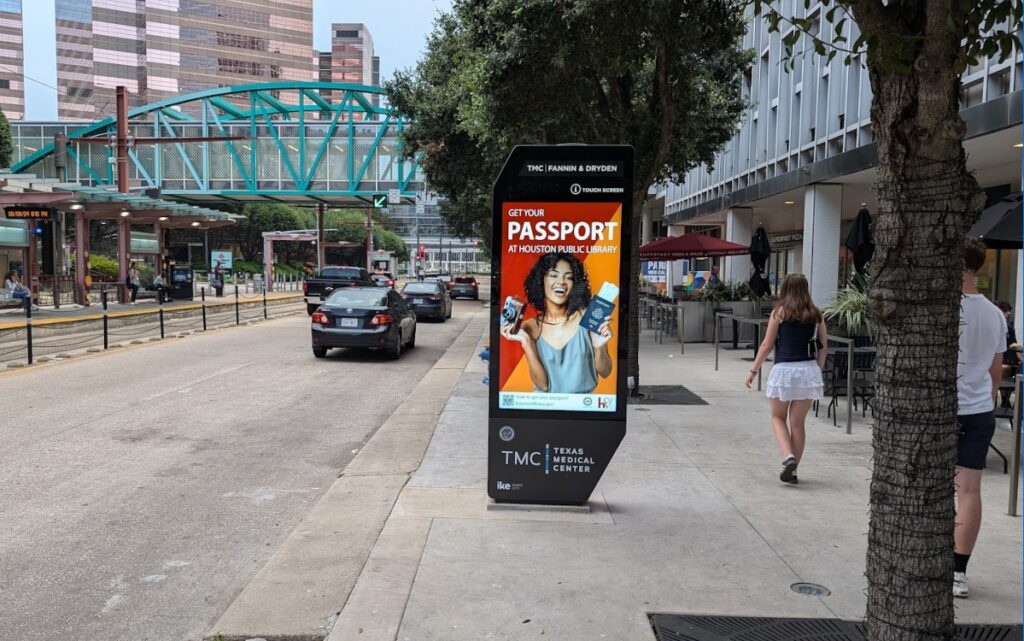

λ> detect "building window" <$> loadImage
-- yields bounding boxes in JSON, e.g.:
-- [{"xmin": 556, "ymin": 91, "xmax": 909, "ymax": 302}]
[
  {"xmin": 335, "ymin": 30, "xmax": 360, "ymax": 38},
  {"xmin": 0, "ymin": 79, "xmax": 9, "ymax": 90}
]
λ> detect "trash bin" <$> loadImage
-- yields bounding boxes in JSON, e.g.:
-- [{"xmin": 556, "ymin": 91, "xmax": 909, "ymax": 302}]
[{"xmin": 169, "ymin": 266, "xmax": 194, "ymax": 301}]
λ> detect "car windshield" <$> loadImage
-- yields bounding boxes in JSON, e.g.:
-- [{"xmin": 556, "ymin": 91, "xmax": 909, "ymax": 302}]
[
  {"xmin": 325, "ymin": 289, "xmax": 387, "ymax": 306},
  {"xmin": 320, "ymin": 267, "xmax": 362, "ymax": 279},
  {"xmin": 404, "ymin": 283, "xmax": 440, "ymax": 294},
  {"xmin": 371, "ymin": 275, "xmax": 389, "ymax": 281}
]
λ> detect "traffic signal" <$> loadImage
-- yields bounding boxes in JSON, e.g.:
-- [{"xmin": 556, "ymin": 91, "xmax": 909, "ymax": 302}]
[
  {"xmin": 418, "ymin": 245, "xmax": 426, "ymax": 260},
  {"xmin": 372, "ymin": 193, "xmax": 388, "ymax": 208}
]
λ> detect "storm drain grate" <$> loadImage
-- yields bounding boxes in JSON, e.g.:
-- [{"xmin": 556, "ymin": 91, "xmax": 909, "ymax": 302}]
[
  {"xmin": 649, "ymin": 614, "xmax": 1022, "ymax": 641},
  {"xmin": 631, "ymin": 385, "xmax": 708, "ymax": 406}
]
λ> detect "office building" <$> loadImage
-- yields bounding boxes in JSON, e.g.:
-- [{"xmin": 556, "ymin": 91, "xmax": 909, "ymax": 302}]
[
  {"xmin": 656, "ymin": 6, "xmax": 1022, "ymax": 311},
  {"xmin": 318, "ymin": 23, "xmax": 379, "ymax": 112},
  {"xmin": 0, "ymin": 0, "xmax": 24, "ymax": 120},
  {"xmin": 56, "ymin": 0, "xmax": 314, "ymax": 120}
]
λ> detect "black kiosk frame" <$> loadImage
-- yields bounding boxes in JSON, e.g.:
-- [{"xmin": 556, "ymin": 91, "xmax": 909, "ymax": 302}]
[{"xmin": 489, "ymin": 145, "xmax": 634, "ymax": 505}]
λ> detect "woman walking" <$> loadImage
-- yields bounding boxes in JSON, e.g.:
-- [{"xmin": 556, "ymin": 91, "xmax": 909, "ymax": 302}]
[{"xmin": 745, "ymin": 273, "xmax": 828, "ymax": 484}]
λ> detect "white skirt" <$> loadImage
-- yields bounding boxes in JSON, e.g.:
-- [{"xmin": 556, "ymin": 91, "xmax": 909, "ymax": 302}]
[{"xmin": 765, "ymin": 361, "xmax": 823, "ymax": 401}]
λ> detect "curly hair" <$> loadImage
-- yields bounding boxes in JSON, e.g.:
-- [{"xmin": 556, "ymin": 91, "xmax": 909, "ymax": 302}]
[{"xmin": 524, "ymin": 252, "xmax": 591, "ymax": 316}]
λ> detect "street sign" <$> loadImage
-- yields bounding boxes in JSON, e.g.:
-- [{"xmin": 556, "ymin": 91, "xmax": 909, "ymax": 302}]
[
  {"xmin": 372, "ymin": 193, "xmax": 388, "ymax": 208},
  {"xmin": 416, "ymin": 191, "xmax": 439, "ymax": 206},
  {"xmin": 388, "ymin": 189, "xmax": 401, "ymax": 204},
  {"xmin": 489, "ymin": 144, "xmax": 634, "ymax": 505},
  {"xmin": 415, "ymin": 203, "xmax": 425, "ymax": 215},
  {"xmin": 5, "ymin": 206, "xmax": 52, "ymax": 220}
]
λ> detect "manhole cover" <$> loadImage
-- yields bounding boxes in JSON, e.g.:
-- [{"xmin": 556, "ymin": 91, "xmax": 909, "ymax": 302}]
[
  {"xmin": 648, "ymin": 614, "xmax": 1022, "ymax": 641},
  {"xmin": 790, "ymin": 582, "xmax": 831, "ymax": 596}
]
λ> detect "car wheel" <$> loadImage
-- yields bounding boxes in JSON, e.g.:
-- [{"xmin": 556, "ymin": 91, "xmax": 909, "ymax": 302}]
[
  {"xmin": 388, "ymin": 334, "xmax": 403, "ymax": 360},
  {"xmin": 446, "ymin": 304, "xmax": 452, "ymax": 319},
  {"xmin": 407, "ymin": 326, "xmax": 416, "ymax": 348},
  {"xmin": 312, "ymin": 346, "xmax": 328, "ymax": 358},
  {"xmin": 473, "ymin": 294, "xmax": 479, "ymax": 300},
  {"xmin": 307, "ymin": 304, "xmax": 318, "ymax": 315}
]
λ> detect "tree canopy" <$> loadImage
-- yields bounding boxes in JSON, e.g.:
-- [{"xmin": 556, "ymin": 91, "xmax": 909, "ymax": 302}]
[
  {"xmin": 0, "ymin": 108, "xmax": 11, "ymax": 169},
  {"xmin": 389, "ymin": 0, "xmax": 753, "ymax": 386}
]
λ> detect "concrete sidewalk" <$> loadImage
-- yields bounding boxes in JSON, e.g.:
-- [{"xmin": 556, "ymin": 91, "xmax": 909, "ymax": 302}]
[
  {"xmin": 204, "ymin": 315, "xmax": 1021, "ymax": 640},
  {"xmin": 326, "ymin": 327, "xmax": 1022, "ymax": 640}
]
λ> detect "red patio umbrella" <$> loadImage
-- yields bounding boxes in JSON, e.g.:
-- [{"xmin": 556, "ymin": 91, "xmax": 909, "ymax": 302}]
[{"xmin": 639, "ymin": 233, "xmax": 750, "ymax": 260}]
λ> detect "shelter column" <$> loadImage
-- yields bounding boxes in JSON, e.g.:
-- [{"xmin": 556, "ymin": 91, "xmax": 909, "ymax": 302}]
[
  {"xmin": 723, "ymin": 207, "xmax": 752, "ymax": 284},
  {"xmin": 26, "ymin": 226, "xmax": 38, "ymax": 304},
  {"xmin": 801, "ymin": 184, "xmax": 842, "ymax": 307},
  {"xmin": 264, "ymin": 236, "xmax": 274, "ymax": 293},
  {"xmin": 154, "ymin": 222, "xmax": 164, "ymax": 275},
  {"xmin": 317, "ymin": 203, "xmax": 326, "ymax": 273},
  {"xmin": 118, "ymin": 217, "xmax": 130, "ymax": 304},
  {"xmin": 75, "ymin": 213, "xmax": 89, "ymax": 305}
]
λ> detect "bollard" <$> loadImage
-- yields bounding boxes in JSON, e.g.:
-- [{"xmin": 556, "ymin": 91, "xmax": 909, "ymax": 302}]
[
  {"xmin": 24, "ymin": 296, "xmax": 33, "ymax": 365},
  {"xmin": 262, "ymin": 285, "xmax": 268, "ymax": 320},
  {"xmin": 201, "ymin": 288, "xmax": 207, "ymax": 331},
  {"xmin": 234, "ymin": 285, "xmax": 240, "ymax": 325},
  {"xmin": 159, "ymin": 293, "xmax": 165, "ymax": 339},
  {"xmin": 101, "ymin": 290, "xmax": 109, "ymax": 350}
]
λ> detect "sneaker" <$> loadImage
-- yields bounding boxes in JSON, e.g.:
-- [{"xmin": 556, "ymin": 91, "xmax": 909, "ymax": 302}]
[
  {"xmin": 780, "ymin": 457, "xmax": 798, "ymax": 483},
  {"xmin": 785, "ymin": 475, "xmax": 799, "ymax": 485},
  {"xmin": 953, "ymin": 572, "xmax": 968, "ymax": 598}
]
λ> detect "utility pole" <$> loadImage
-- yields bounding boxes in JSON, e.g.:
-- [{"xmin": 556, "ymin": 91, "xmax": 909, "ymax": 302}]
[
  {"xmin": 414, "ymin": 205, "xmax": 420, "ymax": 279},
  {"xmin": 366, "ymin": 207, "xmax": 374, "ymax": 272},
  {"xmin": 115, "ymin": 86, "xmax": 131, "ymax": 303}
]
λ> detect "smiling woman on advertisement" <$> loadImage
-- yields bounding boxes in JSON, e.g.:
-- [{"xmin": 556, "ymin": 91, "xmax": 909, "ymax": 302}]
[{"xmin": 500, "ymin": 251, "xmax": 613, "ymax": 393}]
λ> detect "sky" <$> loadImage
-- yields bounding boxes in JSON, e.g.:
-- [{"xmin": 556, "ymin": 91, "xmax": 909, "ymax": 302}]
[{"xmin": 22, "ymin": 0, "xmax": 453, "ymax": 120}]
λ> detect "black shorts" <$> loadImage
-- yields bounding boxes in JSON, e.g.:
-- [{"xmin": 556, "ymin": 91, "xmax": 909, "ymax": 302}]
[{"xmin": 957, "ymin": 411, "xmax": 996, "ymax": 470}]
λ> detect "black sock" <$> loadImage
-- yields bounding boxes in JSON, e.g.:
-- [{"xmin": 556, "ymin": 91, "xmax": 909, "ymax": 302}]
[{"xmin": 954, "ymin": 553, "xmax": 970, "ymax": 574}]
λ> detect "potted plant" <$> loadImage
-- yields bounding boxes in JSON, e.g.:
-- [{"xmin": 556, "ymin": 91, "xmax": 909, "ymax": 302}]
[{"xmin": 823, "ymin": 279, "xmax": 875, "ymax": 340}]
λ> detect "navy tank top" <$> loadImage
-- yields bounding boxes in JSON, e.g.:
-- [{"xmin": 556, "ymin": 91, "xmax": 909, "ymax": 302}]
[{"xmin": 775, "ymin": 319, "xmax": 817, "ymax": 363}]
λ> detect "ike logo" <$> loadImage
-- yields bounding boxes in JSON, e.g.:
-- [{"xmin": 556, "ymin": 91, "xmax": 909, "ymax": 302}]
[{"xmin": 496, "ymin": 481, "xmax": 512, "ymax": 490}]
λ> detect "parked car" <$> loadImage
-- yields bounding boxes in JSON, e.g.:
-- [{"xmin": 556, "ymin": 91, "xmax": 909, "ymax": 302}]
[
  {"xmin": 310, "ymin": 287, "xmax": 416, "ymax": 359},
  {"xmin": 303, "ymin": 266, "xmax": 375, "ymax": 315},
  {"xmin": 370, "ymin": 273, "xmax": 396, "ymax": 290},
  {"xmin": 450, "ymin": 275, "xmax": 479, "ymax": 300},
  {"xmin": 401, "ymin": 281, "xmax": 452, "ymax": 321}
]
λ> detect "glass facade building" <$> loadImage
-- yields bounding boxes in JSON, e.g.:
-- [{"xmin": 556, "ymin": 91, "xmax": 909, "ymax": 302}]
[
  {"xmin": 56, "ymin": 0, "xmax": 315, "ymax": 120},
  {"xmin": 318, "ymin": 23, "xmax": 377, "ymax": 113},
  {"xmin": 0, "ymin": 0, "xmax": 24, "ymax": 120}
]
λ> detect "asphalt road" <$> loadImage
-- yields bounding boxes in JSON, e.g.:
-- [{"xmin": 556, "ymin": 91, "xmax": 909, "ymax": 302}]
[{"xmin": 0, "ymin": 296, "xmax": 484, "ymax": 641}]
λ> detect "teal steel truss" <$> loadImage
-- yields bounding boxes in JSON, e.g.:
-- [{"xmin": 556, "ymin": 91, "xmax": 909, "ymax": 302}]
[{"xmin": 12, "ymin": 82, "xmax": 424, "ymax": 206}]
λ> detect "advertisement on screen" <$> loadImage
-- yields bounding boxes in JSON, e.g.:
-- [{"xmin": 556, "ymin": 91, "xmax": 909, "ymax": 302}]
[
  {"xmin": 211, "ymin": 250, "xmax": 233, "ymax": 271},
  {"xmin": 489, "ymin": 145, "xmax": 633, "ymax": 505}
]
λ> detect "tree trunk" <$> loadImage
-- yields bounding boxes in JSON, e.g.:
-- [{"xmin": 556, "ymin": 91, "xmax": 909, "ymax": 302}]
[
  {"xmin": 860, "ymin": 11, "xmax": 985, "ymax": 640},
  {"xmin": 627, "ymin": 191, "xmax": 647, "ymax": 396}
]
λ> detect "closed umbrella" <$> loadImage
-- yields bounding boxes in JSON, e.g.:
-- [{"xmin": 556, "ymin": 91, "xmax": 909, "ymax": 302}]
[
  {"xmin": 969, "ymin": 192, "xmax": 1022, "ymax": 249},
  {"xmin": 748, "ymin": 226, "xmax": 771, "ymax": 298},
  {"xmin": 844, "ymin": 206, "xmax": 875, "ymax": 275}
]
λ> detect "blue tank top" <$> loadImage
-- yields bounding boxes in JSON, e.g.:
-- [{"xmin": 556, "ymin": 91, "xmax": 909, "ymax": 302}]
[
  {"xmin": 775, "ymin": 319, "xmax": 817, "ymax": 363},
  {"xmin": 535, "ymin": 325, "xmax": 599, "ymax": 394}
]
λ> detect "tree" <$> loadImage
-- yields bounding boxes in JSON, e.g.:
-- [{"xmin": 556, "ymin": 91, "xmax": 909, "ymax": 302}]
[
  {"xmin": 230, "ymin": 203, "xmax": 304, "ymax": 262},
  {"xmin": 388, "ymin": 0, "xmax": 751, "ymax": 391},
  {"xmin": 752, "ymin": 1, "xmax": 1021, "ymax": 638},
  {"xmin": 0, "ymin": 108, "xmax": 11, "ymax": 169}
]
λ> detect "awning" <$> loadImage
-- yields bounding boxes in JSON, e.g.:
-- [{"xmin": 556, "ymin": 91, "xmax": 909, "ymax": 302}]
[
  {"xmin": 640, "ymin": 233, "xmax": 750, "ymax": 260},
  {"xmin": 969, "ymin": 192, "xmax": 1022, "ymax": 249}
]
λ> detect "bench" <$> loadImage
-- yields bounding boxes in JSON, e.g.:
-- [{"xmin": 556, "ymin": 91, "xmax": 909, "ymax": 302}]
[{"xmin": 0, "ymin": 290, "xmax": 26, "ymax": 309}]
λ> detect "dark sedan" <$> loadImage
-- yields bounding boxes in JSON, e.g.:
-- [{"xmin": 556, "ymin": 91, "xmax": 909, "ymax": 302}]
[
  {"xmin": 450, "ymin": 275, "xmax": 479, "ymax": 300},
  {"xmin": 370, "ymin": 273, "xmax": 396, "ymax": 289},
  {"xmin": 311, "ymin": 287, "xmax": 417, "ymax": 359},
  {"xmin": 401, "ymin": 281, "xmax": 452, "ymax": 321}
]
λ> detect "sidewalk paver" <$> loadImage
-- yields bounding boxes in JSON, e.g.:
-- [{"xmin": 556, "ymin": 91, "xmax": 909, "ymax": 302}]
[{"xmin": 334, "ymin": 328, "xmax": 1022, "ymax": 640}]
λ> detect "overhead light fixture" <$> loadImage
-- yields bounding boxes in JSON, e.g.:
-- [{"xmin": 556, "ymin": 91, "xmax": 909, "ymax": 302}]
[
  {"xmin": 119, "ymin": 210, "xmax": 130, "ymax": 217},
  {"xmin": 158, "ymin": 215, "xmax": 169, "ymax": 221},
  {"xmin": 191, "ymin": 221, "xmax": 201, "ymax": 227},
  {"xmin": 69, "ymin": 203, "xmax": 84, "ymax": 211},
  {"xmin": 1015, "ymin": 142, "xmax": 1023, "ymax": 148},
  {"xmin": 784, "ymin": 200, "xmax": 795, "ymax": 205}
]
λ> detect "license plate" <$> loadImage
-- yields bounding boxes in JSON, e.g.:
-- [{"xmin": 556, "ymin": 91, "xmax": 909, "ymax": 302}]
[
  {"xmin": 338, "ymin": 318, "xmax": 358, "ymax": 328},
  {"xmin": 413, "ymin": 298, "xmax": 425, "ymax": 304}
]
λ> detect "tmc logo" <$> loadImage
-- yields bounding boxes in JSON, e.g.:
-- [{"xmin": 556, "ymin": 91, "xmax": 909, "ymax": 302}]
[
  {"xmin": 499, "ymin": 425, "xmax": 515, "ymax": 442},
  {"xmin": 501, "ymin": 450, "xmax": 542, "ymax": 466}
]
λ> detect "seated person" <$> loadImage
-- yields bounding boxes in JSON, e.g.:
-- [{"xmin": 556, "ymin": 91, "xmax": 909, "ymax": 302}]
[
  {"xmin": 4, "ymin": 270, "xmax": 32, "ymax": 305},
  {"xmin": 151, "ymin": 272, "xmax": 168, "ymax": 303}
]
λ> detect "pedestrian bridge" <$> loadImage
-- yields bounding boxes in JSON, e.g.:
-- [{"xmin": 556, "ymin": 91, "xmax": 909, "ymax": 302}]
[{"xmin": 11, "ymin": 82, "xmax": 424, "ymax": 206}]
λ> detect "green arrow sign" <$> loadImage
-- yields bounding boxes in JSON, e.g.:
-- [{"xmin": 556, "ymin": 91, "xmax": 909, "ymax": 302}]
[{"xmin": 372, "ymin": 194, "xmax": 388, "ymax": 208}]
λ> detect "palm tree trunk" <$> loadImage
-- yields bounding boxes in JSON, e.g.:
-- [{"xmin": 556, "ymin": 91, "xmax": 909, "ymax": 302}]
[{"xmin": 860, "ymin": 11, "xmax": 986, "ymax": 639}]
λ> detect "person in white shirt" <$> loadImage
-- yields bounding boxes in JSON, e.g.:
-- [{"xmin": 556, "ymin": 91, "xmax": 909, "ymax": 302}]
[{"xmin": 952, "ymin": 239, "xmax": 1006, "ymax": 599}]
